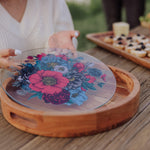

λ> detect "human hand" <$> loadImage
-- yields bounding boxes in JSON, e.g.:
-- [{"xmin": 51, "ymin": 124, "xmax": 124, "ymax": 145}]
[
  {"xmin": 48, "ymin": 30, "xmax": 80, "ymax": 57},
  {"xmin": 0, "ymin": 49, "xmax": 22, "ymax": 69}
]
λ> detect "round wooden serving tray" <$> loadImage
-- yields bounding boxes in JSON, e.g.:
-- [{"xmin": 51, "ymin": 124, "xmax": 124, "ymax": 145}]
[{"xmin": 0, "ymin": 66, "xmax": 140, "ymax": 137}]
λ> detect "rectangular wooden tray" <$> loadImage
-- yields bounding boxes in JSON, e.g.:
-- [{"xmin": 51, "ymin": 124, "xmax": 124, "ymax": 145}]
[{"xmin": 86, "ymin": 31, "xmax": 150, "ymax": 69}]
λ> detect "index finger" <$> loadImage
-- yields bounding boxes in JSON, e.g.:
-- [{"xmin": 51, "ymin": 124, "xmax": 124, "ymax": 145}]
[{"xmin": 0, "ymin": 57, "xmax": 21, "ymax": 70}]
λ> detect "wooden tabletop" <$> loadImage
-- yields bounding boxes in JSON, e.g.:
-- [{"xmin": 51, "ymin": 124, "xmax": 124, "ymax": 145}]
[{"xmin": 0, "ymin": 26, "xmax": 150, "ymax": 150}]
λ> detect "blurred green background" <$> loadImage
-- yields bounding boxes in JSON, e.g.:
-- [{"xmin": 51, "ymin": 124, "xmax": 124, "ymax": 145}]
[{"xmin": 67, "ymin": 0, "xmax": 150, "ymax": 51}]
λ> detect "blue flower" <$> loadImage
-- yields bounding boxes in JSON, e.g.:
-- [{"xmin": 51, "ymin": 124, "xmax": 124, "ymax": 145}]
[
  {"xmin": 87, "ymin": 68, "xmax": 102, "ymax": 77},
  {"xmin": 65, "ymin": 88, "xmax": 88, "ymax": 106},
  {"xmin": 39, "ymin": 54, "xmax": 69, "ymax": 70}
]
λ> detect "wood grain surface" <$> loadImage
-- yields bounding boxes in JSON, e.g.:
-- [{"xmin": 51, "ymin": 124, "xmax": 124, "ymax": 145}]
[{"xmin": 0, "ymin": 26, "xmax": 150, "ymax": 150}]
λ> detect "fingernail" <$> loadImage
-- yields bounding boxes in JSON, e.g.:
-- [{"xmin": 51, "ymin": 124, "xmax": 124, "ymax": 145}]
[
  {"xmin": 15, "ymin": 49, "xmax": 22, "ymax": 55},
  {"xmin": 75, "ymin": 31, "xmax": 79, "ymax": 37}
]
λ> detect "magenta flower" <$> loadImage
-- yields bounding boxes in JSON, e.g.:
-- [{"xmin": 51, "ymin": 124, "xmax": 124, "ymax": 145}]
[
  {"xmin": 36, "ymin": 53, "xmax": 46, "ymax": 60},
  {"xmin": 56, "ymin": 54, "xmax": 68, "ymax": 61},
  {"xmin": 29, "ymin": 70, "xmax": 69, "ymax": 94},
  {"xmin": 85, "ymin": 75, "xmax": 96, "ymax": 83},
  {"xmin": 27, "ymin": 56, "xmax": 34, "ymax": 59},
  {"xmin": 73, "ymin": 62, "xmax": 85, "ymax": 72}
]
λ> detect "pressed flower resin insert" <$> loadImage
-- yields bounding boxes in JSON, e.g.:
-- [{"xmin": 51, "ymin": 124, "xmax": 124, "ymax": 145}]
[{"xmin": 4, "ymin": 49, "xmax": 116, "ymax": 112}]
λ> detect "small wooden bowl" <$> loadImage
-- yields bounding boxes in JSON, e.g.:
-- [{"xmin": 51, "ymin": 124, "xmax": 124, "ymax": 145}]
[
  {"xmin": 141, "ymin": 21, "xmax": 150, "ymax": 28},
  {"xmin": 0, "ymin": 66, "xmax": 140, "ymax": 137}
]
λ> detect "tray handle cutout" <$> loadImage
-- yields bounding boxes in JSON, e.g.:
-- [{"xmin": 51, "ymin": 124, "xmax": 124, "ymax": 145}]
[{"xmin": 10, "ymin": 112, "xmax": 37, "ymax": 128}]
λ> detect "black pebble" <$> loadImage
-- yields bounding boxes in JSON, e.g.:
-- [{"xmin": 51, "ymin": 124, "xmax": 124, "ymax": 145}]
[
  {"xmin": 118, "ymin": 41, "xmax": 122, "ymax": 45},
  {"xmin": 139, "ymin": 42, "xmax": 144, "ymax": 45},
  {"xmin": 128, "ymin": 44, "xmax": 133, "ymax": 47},
  {"xmin": 126, "ymin": 37, "xmax": 132, "ymax": 40},
  {"xmin": 141, "ymin": 45, "xmax": 146, "ymax": 49},
  {"xmin": 135, "ymin": 48, "xmax": 141, "ymax": 51},
  {"xmin": 121, "ymin": 34, "xmax": 125, "ymax": 36},
  {"xmin": 117, "ymin": 37, "xmax": 122, "ymax": 41}
]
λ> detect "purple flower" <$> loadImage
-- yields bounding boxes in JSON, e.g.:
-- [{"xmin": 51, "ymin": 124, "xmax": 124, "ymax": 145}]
[
  {"xmin": 66, "ymin": 70, "xmax": 86, "ymax": 90},
  {"xmin": 42, "ymin": 89, "xmax": 70, "ymax": 104}
]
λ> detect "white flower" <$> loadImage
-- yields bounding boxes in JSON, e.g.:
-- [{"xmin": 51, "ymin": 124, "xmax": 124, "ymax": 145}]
[{"xmin": 54, "ymin": 65, "xmax": 69, "ymax": 74}]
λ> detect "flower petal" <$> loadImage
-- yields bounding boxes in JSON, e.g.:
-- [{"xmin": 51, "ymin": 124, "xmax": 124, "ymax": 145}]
[
  {"xmin": 29, "ymin": 74, "xmax": 41, "ymax": 83},
  {"xmin": 56, "ymin": 77, "xmax": 69, "ymax": 88},
  {"xmin": 33, "ymin": 81, "xmax": 45, "ymax": 88},
  {"xmin": 42, "ymin": 86, "xmax": 62, "ymax": 94},
  {"xmin": 29, "ymin": 84, "xmax": 43, "ymax": 92}
]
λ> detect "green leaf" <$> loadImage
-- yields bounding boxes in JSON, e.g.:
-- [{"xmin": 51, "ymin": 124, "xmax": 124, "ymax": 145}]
[
  {"xmin": 82, "ymin": 82, "xmax": 96, "ymax": 90},
  {"xmin": 82, "ymin": 82, "xmax": 88, "ymax": 90},
  {"xmin": 28, "ymin": 93, "xmax": 40, "ymax": 100},
  {"xmin": 97, "ymin": 82, "xmax": 105, "ymax": 88},
  {"xmin": 37, "ymin": 92, "xmax": 43, "ymax": 100}
]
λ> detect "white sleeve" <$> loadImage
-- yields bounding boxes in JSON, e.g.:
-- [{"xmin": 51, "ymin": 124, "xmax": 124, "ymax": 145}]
[
  {"xmin": 53, "ymin": 0, "xmax": 74, "ymax": 32},
  {"xmin": 53, "ymin": 0, "xmax": 78, "ymax": 49}
]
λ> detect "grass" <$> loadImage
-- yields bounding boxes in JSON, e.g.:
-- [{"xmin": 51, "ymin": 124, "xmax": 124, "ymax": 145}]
[
  {"xmin": 74, "ymin": 13, "xmax": 107, "ymax": 51},
  {"xmin": 67, "ymin": 0, "xmax": 150, "ymax": 51}
]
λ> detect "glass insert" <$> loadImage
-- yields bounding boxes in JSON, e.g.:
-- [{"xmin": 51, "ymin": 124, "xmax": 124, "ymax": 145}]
[{"xmin": 0, "ymin": 48, "xmax": 116, "ymax": 112}]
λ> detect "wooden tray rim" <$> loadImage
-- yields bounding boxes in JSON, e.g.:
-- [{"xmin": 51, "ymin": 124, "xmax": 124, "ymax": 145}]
[{"xmin": 0, "ymin": 65, "xmax": 140, "ymax": 116}]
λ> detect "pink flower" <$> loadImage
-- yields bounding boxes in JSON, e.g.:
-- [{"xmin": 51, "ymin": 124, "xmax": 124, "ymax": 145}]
[
  {"xmin": 56, "ymin": 54, "xmax": 68, "ymax": 61},
  {"xmin": 36, "ymin": 53, "xmax": 46, "ymax": 60},
  {"xmin": 29, "ymin": 70, "xmax": 69, "ymax": 94},
  {"xmin": 101, "ymin": 74, "xmax": 106, "ymax": 82},
  {"xmin": 73, "ymin": 62, "xmax": 85, "ymax": 72},
  {"xmin": 85, "ymin": 75, "xmax": 96, "ymax": 83},
  {"xmin": 81, "ymin": 87, "xmax": 86, "ymax": 91}
]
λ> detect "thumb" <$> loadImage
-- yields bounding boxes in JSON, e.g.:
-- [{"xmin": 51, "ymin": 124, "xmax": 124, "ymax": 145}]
[
  {"xmin": 69, "ymin": 30, "xmax": 80, "ymax": 38},
  {"xmin": 0, "ymin": 49, "xmax": 22, "ymax": 57}
]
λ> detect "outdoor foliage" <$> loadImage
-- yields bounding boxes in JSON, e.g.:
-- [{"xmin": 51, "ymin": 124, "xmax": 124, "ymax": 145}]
[
  {"xmin": 67, "ymin": 0, "xmax": 150, "ymax": 51},
  {"xmin": 67, "ymin": 2, "xmax": 89, "ymax": 20},
  {"xmin": 90, "ymin": 0, "xmax": 102, "ymax": 15}
]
